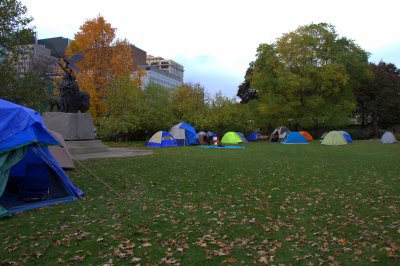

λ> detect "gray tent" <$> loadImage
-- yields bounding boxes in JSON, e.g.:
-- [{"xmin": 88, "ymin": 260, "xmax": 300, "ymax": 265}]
[{"xmin": 380, "ymin": 131, "xmax": 398, "ymax": 144}]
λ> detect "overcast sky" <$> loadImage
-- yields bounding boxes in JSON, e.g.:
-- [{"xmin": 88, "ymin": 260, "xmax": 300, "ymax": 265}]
[{"xmin": 21, "ymin": 0, "xmax": 400, "ymax": 98}]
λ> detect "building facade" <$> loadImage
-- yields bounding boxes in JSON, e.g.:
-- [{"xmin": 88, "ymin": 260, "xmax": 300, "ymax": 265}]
[
  {"xmin": 38, "ymin": 37, "xmax": 71, "ymax": 58},
  {"xmin": 142, "ymin": 55, "xmax": 184, "ymax": 89},
  {"xmin": 16, "ymin": 44, "xmax": 58, "ymax": 74}
]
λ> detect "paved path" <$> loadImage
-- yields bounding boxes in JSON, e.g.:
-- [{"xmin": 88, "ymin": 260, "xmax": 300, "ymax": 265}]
[{"xmin": 71, "ymin": 147, "xmax": 153, "ymax": 160}]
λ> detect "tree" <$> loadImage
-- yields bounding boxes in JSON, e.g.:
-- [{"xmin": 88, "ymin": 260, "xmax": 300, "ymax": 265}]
[
  {"xmin": 237, "ymin": 62, "xmax": 258, "ymax": 104},
  {"xmin": 98, "ymin": 76, "xmax": 141, "ymax": 140},
  {"xmin": 251, "ymin": 23, "xmax": 370, "ymax": 130},
  {"xmin": 355, "ymin": 62, "xmax": 400, "ymax": 135},
  {"xmin": 171, "ymin": 82, "xmax": 206, "ymax": 125},
  {"xmin": 65, "ymin": 15, "xmax": 141, "ymax": 121},
  {"xmin": 0, "ymin": 0, "xmax": 52, "ymax": 109},
  {"xmin": 205, "ymin": 92, "xmax": 254, "ymax": 135},
  {"xmin": 140, "ymin": 84, "xmax": 175, "ymax": 134},
  {"xmin": 0, "ymin": 0, "xmax": 33, "ymax": 58}
]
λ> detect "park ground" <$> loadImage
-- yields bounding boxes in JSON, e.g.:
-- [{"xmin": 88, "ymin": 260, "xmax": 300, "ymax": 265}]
[{"xmin": 0, "ymin": 141, "xmax": 399, "ymax": 265}]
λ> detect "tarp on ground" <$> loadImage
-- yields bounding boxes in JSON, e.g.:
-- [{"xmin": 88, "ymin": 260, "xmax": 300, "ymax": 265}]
[
  {"xmin": 380, "ymin": 131, "xmax": 398, "ymax": 144},
  {"xmin": 321, "ymin": 131, "xmax": 347, "ymax": 146},
  {"xmin": 0, "ymin": 99, "xmax": 83, "ymax": 218}
]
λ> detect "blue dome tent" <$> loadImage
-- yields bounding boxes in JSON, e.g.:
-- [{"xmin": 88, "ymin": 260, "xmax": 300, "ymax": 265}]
[
  {"xmin": 0, "ymin": 99, "xmax": 83, "ymax": 218},
  {"xmin": 169, "ymin": 122, "xmax": 197, "ymax": 146},
  {"xmin": 281, "ymin": 132, "xmax": 309, "ymax": 144},
  {"xmin": 147, "ymin": 131, "xmax": 177, "ymax": 148},
  {"xmin": 247, "ymin": 132, "xmax": 261, "ymax": 141},
  {"xmin": 339, "ymin": 130, "xmax": 353, "ymax": 142}
]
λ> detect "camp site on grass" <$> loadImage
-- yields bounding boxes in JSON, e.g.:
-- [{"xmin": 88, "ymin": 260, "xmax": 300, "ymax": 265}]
[{"xmin": 0, "ymin": 100, "xmax": 83, "ymax": 218}]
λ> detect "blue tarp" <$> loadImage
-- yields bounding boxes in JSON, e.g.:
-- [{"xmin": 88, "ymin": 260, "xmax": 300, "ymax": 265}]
[
  {"xmin": 0, "ymin": 99, "xmax": 83, "ymax": 218},
  {"xmin": 198, "ymin": 145, "xmax": 246, "ymax": 149}
]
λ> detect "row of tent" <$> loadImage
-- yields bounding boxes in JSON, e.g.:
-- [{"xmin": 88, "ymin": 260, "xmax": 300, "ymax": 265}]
[
  {"xmin": 0, "ymin": 99, "xmax": 83, "ymax": 218},
  {"xmin": 148, "ymin": 123, "xmax": 398, "ymax": 147}
]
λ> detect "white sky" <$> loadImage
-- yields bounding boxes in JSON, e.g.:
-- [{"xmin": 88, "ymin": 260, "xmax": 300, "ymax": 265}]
[{"xmin": 21, "ymin": 0, "xmax": 400, "ymax": 98}]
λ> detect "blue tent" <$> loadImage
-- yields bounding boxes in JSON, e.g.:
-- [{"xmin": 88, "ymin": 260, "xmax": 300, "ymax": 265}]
[
  {"xmin": 339, "ymin": 130, "xmax": 353, "ymax": 142},
  {"xmin": 147, "ymin": 131, "xmax": 177, "ymax": 148},
  {"xmin": 281, "ymin": 132, "xmax": 309, "ymax": 144},
  {"xmin": 0, "ymin": 99, "xmax": 83, "ymax": 218},
  {"xmin": 247, "ymin": 132, "xmax": 261, "ymax": 141},
  {"xmin": 169, "ymin": 122, "xmax": 197, "ymax": 146}
]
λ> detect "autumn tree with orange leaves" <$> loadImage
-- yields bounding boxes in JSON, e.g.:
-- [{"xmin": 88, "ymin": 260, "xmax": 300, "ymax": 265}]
[{"xmin": 64, "ymin": 15, "xmax": 143, "ymax": 121}]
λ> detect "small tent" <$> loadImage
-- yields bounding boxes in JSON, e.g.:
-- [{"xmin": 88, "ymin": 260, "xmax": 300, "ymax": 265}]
[
  {"xmin": 169, "ymin": 122, "xmax": 197, "ymax": 146},
  {"xmin": 196, "ymin": 131, "xmax": 209, "ymax": 145},
  {"xmin": 48, "ymin": 129, "xmax": 75, "ymax": 170},
  {"xmin": 221, "ymin": 132, "xmax": 243, "ymax": 144},
  {"xmin": 321, "ymin": 131, "xmax": 347, "ymax": 146},
  {"xmin": 299, "ymin": 131, "xmax": 314, "ymax": 141},
  {"xmin": 270, "ymin": 126, "xmax": 290, "ymax": 142},
  {"xmin": 147, "ymin": 131, "xmax": 177, "ymax": 147},
  {"xmin": 339, "ymin": 130, "xmax": 353, "ymax": 142},
  {"xmin": 247, "ymin": 132, "xmax": 261, "ymax": 141},
  {"xmin": 0, "ymin": 100, "xmax": 83, "ymax": 218},
  {"xmin": 281, "ymin": 132, "xmax": 309, "ymax": 144},
  {"xmin": 236, "ymin": 132, "xmax": 248, "ymax": 142},
  {"xmin": 380, "ymin": 131, "xmax": 398, "ymax": 144}
]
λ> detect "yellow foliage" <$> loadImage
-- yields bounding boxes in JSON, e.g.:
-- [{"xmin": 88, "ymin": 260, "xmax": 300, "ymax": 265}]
[{"xmin": 64, "ymin": 15, "xmax": 141, "ymax": 123}]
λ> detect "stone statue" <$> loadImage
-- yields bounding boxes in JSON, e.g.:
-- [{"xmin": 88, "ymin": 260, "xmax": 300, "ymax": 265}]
[{"xmin": 50, "ymin": 57, "xmax": 90, "ymax": 113}]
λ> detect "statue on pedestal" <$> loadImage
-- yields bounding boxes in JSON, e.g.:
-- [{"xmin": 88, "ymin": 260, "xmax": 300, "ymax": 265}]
[{"xmin": 50, "ymin": 56, "xmax": 90, "ymax": 113}]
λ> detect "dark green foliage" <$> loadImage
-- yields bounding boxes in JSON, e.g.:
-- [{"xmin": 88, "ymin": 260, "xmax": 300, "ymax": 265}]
[
  {"xmin": 251, "ymin": 23, "xmax": 370, "ymax": 130},
  {"xmin": 0, "ymin": 0, "xmax": 33, "ymax": 57},
  {"xmin": 355, "ymin": 62, "xmax": 400, "ymax": 133},
  {"xmin": 237, "ymin": 62, "xmax": 258, "ymax": 104}
]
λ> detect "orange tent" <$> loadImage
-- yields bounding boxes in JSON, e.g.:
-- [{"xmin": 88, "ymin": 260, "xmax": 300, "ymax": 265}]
[{"xmin": 299, "ymin": 131, "xmax": 314, "ymax": 141}]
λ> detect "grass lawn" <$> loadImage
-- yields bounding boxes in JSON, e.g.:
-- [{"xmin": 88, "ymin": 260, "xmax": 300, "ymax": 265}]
[{"xmin": 1, "ymin": 141, "xmax": 399, "ymax": 265}]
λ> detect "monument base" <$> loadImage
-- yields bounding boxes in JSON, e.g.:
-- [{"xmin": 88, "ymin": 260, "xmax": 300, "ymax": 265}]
[{"xmin": 43, "ymin": 112, "xmax": 95, "ymax": 140}]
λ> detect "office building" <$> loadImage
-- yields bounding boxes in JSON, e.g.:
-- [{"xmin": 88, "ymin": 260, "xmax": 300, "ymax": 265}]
[{"xmin": 142, "ymin": 55, "xmax": 184, "ymax": 89}]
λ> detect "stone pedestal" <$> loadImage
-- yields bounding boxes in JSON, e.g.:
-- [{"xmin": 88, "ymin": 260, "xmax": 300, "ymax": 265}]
[{"xmin": 43, "ymin": 112, "xmax": 95, "ymax": 140}]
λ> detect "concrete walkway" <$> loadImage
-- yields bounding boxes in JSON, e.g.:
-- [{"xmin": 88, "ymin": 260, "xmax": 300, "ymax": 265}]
[{"xmin": 71, "ymin": 147, "xmax": 153, "ymax": 160}]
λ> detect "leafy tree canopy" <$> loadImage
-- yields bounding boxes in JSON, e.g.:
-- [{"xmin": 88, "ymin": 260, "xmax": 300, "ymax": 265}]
[
  {"xmin": 0, "ymin": 0, "xmax": 33, "ymax": 57},
  {"xmin": 252, "ymin": 23, "xmax": 370, "ymax": 129},
  {"xmin": 355, "ymin": 61, "xmax": 400, "ymax": 131},
  {"xmin": 237, "ymin": 62, "xmax": 258, "ymax": 104},
  {"xmin": 65, "ymin": 15, "xmax": 141, "ymax": 121}
]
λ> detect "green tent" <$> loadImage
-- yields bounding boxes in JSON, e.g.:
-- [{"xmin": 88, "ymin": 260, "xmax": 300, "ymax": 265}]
[
  {"xmin": 321, "ymin": 131, "xmax": 347, "ymax": 146},
  {"xmin": 221, "ymin": 132, "xmax": 243, "ymax": 144}
]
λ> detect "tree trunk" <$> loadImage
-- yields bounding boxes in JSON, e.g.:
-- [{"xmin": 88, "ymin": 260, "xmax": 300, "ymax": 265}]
[{"xmin": 372, "ymin": 111, "xmax": 379, "ymax": 139}]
